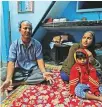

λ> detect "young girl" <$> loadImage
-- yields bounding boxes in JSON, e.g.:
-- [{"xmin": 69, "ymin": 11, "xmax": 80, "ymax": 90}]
[{"xmin": 69, "ymin": 49, "xmax": 102, "ymax": 102}]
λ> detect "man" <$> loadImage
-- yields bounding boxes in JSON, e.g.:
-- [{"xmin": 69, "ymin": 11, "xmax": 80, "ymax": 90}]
[{"xmin": 0, "ymin": 20, "xmax": 54, "ymax": 93}]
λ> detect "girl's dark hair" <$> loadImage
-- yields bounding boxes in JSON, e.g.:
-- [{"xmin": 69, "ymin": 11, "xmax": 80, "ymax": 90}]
[{"xmin": 76, "ymin": 51, "xmax": 86, "ymax": 59}]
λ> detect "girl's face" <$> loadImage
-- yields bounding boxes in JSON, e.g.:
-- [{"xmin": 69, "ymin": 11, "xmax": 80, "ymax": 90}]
[
  {"xmin": 81, "ymin": 32, "xmax": 93, "ymax": 47},
  {"xmin": 76, "ymin": 57, "xmax": 87, "ymax": 65}
]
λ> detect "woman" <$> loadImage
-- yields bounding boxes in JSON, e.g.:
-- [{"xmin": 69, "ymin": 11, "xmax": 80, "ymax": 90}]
[{"xmin": 60, "ymin": 31, "xmax": 96, "ymax": 82}]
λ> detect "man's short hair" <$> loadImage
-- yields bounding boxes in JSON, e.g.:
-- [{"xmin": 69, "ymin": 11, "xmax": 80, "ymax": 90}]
[{"xmin": 18, "ymin": 20, "xmax": 32, "ymax": 28}]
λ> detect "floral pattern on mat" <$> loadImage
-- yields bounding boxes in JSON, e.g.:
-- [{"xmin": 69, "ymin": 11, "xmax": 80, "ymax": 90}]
[{"xmin": 2, "ymin": 69, "xmax": 102, "ymax": 107}]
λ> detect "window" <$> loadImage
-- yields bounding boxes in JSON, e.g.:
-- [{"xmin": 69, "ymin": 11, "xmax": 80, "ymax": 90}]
[{"xmin": 76, "ymin": 1, "xmax": 102, "ymax": 12}]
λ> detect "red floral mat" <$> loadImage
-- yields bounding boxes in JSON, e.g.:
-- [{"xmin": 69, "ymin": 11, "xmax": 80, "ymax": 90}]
[{"xmin": 2, "ymin": 69, "xmax": 102, "ymax": 107}]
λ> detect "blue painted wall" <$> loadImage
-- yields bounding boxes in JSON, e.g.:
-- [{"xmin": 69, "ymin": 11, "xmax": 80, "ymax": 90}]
[
  {"xmin": 62, "ymin": 1, "xmax": 102, "ymax": 21},
  {"xmin": 37, "ymin": 1, "xmax": 102, "ymax": 43},
  {"xmin": 34, "ymin": 1, "xmax": 70, "ymax": 42},
  {"xmin": 0, "ymin": 2, "xmax": 2, "ymax": 62},
  {"xmin": 60, "ymin": 1, "xmax": 102, "ymax": 43},
  {"xmin": 1, "ymin": 1, "xmax": 10, "ymax": 63}
]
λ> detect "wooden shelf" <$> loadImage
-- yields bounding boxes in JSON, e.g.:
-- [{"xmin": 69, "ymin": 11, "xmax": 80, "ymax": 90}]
[
  {"xmin": 43, "ymin": 26, "xmax": 102, "ymax": 30},
  {"xmin": 42, "ymin": 20, "xmax": 102, "ymax": 30}
]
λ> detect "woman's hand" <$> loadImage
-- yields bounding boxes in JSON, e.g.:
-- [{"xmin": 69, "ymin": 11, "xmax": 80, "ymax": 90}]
[
  {"xmin": 43, "ymin": 72, "xmax": 54, "ymax": 84},
  {"xmin": 89, "ymin": 55, "xmax": 94, "ymax": 63},
  {"xmin": 85, "ymin": 49, "xmax": 92, "ymax": 57},
  {"xmin": 85, "ymin": 49, "xmax": 94, "ymax": 63}
]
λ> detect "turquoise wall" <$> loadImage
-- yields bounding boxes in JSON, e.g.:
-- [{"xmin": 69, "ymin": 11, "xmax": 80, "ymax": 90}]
[
  {"xmin": 0, "ymin": 2, "xmax": 2, "ymax": 62},
  {"xmin": 1, "ymin": 1, "xmax": 10, "ymax": 63}
]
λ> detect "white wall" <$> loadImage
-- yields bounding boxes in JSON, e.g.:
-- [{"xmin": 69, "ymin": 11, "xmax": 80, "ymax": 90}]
[{"xmin": 9, "ymin": 1, "xmax": 52, "ymax": 42}]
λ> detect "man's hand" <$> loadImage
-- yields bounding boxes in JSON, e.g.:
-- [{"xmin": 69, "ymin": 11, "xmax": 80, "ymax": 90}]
[
  {"xmin": 43, "ymin": 72, "xmax": 54, "ymax": 84},
  {"xmin": 0, "ymin": 80, "xmax": 12, "ymax": 96}
]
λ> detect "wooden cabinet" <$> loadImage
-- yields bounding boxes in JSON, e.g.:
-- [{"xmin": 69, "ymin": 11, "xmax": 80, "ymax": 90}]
[{"xmin": 50, "ymin": 44, "xmax": 71, "ymax": 65}]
